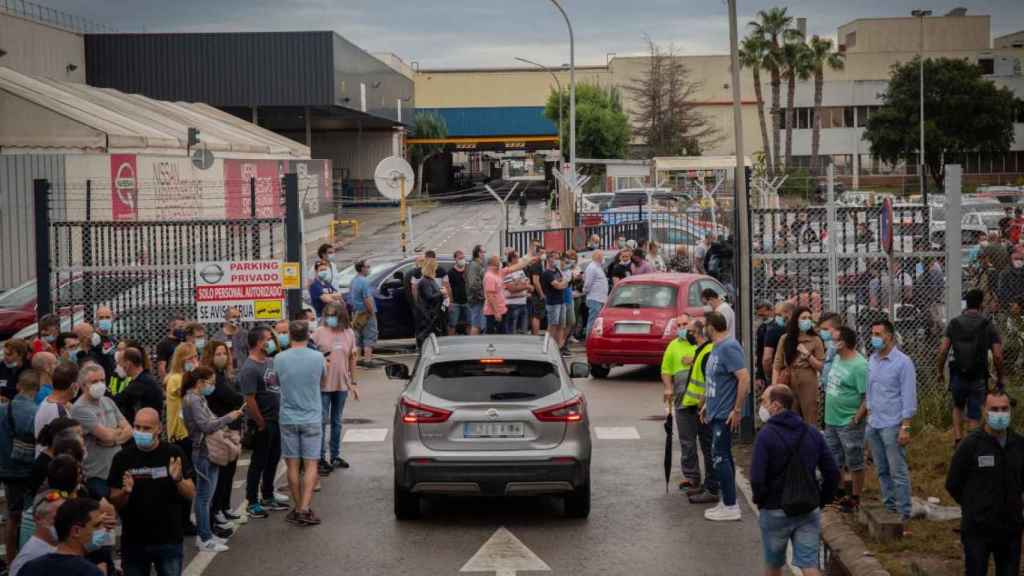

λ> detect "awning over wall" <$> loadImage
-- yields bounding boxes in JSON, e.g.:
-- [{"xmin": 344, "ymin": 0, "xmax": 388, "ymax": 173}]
[{"xmin": 0, "ymin": 66, "xmax": 309, "ymax": 157}]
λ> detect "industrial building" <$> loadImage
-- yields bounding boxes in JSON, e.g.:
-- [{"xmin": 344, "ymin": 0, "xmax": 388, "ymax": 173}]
[{"xmin": 415, "ymin": 9, "xmax": 1024, "ymax": 190}]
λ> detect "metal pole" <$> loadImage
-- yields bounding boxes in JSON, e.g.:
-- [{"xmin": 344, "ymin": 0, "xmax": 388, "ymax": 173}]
[
  {"xmin": 728, "ymin": 0, "xmax": 754, "ymax": 441},
  {"xmin": 34, "ymin": 179, "xmax": 52, "ymax": 319},
  {"xmin": 283, "ymin": 173, "xmax": 304, "ymax": 317},
  {"xmin": 919, "ymin": 17, "xmax": 925, "ymax": 200},
  {"xmin": 826, "ymin": 165, "xmax": 839, "ymax": 311},
  {"xmin": 399, "ymin": 176, "xmax": 408, "ymax": 256},
  {"xmin": 549, "ymin": 0, "xmax": 575, "ymax": 181},
  {"xmin": 944, "ymin": 165, "xmax": 962, "ymax": 323}
]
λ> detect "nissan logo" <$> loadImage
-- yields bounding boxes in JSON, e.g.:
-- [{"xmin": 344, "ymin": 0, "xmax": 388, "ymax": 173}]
[
  {"xmin": 199, "ymin": 263, "xmax": 225, "ymax": 285},
  {"xmin": 486, "ymin": 408, "xmax": 499, "ymax": 420}
]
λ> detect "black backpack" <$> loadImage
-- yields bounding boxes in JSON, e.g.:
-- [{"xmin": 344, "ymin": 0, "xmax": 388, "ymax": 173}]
[
  {"xmin": 949, "ymin": 315, "xmax": 989, "ymax": 379},
  {"xmin": 770, "ymin": 426, "xmax": 820, "ymax": 517}
]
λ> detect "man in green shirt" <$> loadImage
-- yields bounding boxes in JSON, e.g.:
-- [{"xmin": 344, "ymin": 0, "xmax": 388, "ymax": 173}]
[
  {"xmin": 660, "ymin": 314, "xmax": 701, "ymax": 493},
  {"xmin": 822, "ymin": 326, "xmax": 868, "ymax": 512}
]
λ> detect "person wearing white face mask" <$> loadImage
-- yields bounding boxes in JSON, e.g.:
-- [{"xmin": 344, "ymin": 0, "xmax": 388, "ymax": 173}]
[
  {"xmin": 751, "ymin": 384, "xmax": 839, "ymax": 576},
  {"xmin": 316, "ymin": 243, "xmax": 342, "ymax": 290},
  {"xmin": 70, "ymin": 364, "xmax": 132, "ymax": 500},
  {"xmin": 700, "ymin": 288, "xmax": 735, "ymax": 340}
]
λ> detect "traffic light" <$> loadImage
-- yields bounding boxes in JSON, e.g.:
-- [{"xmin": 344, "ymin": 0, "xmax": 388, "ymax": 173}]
[{"xmin": 188, "ymin": 127, "xmax": 200, "ymax": 148}]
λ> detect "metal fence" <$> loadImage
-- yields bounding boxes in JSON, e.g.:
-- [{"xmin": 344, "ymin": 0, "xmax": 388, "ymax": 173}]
[
  {"xmin": 1, "ymin": 0, "xmax": 116, "ymax": 33},
  {"xmin": 37, "ymin": 178, "xmax": 289, "ymax": 354},
  {"xmin": 502, "ymin": 220, "xmax": 650, "ymax": 257}
]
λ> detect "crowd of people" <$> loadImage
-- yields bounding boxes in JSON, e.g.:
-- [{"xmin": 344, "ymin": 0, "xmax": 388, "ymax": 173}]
[{"xmin": 0, "ymin": 299, "xmax": 361, "ymax": 575}]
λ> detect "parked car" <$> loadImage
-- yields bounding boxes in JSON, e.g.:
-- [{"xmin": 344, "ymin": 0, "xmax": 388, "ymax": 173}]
[
  {"xmin": 389, "ymin": 334, "xmax": 592, "ymax": 519},
  {"xmin": 586, "ymin": 273, "xmax": 728, "ymax": 378},
  {"xmin": 0, "ymin": 274, "xmax": 146, "ymax": 340},
  {"xmin": 961, "ymin": 210, "xmax": 1005, "ymax": 234},
  {"xmin": 336, "ymin": 257, "xmax": 456, "ymax": 340}
]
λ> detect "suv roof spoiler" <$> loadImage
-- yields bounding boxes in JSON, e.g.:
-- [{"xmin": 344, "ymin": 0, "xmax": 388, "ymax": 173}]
[{"xmin": 427, "ymin": 332, "xmax": 440, "ymax": 355}]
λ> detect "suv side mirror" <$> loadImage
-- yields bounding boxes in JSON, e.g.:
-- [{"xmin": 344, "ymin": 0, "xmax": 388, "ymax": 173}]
[
  {"xmin": 569, "ymin": 362, "xmax": 590, "ymax": 379},
  {"xmin": 385, "ymin": 363, "xmax": 410, "ymax": 380}
]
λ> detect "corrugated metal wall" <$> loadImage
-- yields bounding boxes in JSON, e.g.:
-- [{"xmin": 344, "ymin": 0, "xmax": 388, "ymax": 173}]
[
  {"xmin": 282, "ymin": 130, "xmax": 394, "ymax": 180},
  {"xmin": 0, "ymin": 154, "xmax": 64, "ymax": 290},
  {"xmin": 85, "ymin": 32, "xmax": 335, "ymax": 107}
]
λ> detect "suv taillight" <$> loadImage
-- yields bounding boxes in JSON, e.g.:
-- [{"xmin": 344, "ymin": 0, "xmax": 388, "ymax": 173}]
[
  {"xmin": 591, "ymin": 317, "xmax": 604, "ymax": 338},
  {"xmin": 399, "ymin": 397, "xmax": 451, "ymax": 424},
  {"xmin": 533, "ymin": 396, "xmax": 586, "ymax": 422}
]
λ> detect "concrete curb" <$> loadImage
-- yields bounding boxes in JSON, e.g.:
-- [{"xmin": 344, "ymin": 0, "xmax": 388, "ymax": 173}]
[{"xmin": 820, "ymin": 509, "xmax": 891, "ymax": 576}]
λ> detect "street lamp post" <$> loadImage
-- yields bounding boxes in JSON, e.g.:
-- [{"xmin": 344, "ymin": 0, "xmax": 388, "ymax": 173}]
[
  {"xmin": 514, "ymin": 57, "xmax": 564, "ymax": 161},
  {"xmin": 548, "ymin": 0, "xmax": 575, "ymax": 185},
  {"xmin": 912, "ymin": 9, "xmax": 932, "ymax": 201}
]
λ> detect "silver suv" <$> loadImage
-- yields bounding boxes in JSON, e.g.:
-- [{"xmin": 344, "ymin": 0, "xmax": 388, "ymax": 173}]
[{"xmin": 388, "ymin": 334, "xmax": 592, "ymax": 519}]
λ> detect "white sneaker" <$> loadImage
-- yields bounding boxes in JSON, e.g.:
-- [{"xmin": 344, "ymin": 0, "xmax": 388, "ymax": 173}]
[
  {"xmin": 196, "ymin": 537, "xmax": 229, "ymax": 552},
  {"xmin": 210, "ymin": 534, "xmax": 229, "ymax": 544},
  {"xmin": 704, "ymin": 504, "xmax": 742, "ymax": 521},
  {"xmin": 214, "ymin": 511, "xmax": 229, "ymax": 524},
  {"xmin": 273, "ymin": 491, "xmax": 290, "ymax": 503}
]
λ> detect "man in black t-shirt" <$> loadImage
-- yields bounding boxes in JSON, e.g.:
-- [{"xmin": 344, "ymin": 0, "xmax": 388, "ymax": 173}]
[
  {"xmin": 155, "ymin": 316, "xmax": 186, "ymax": 380},
  {"xmin": 540, "ymin": 253, "xmax": 569, "ymax": 350},
  {"xmin": 444, "ymin": 251, "xmax": 470, "ymax": 335},
  {"xmin": 239, "ymin": 327, "xmax": 284, "ymax": 517},
  {"xmin": 108, "ymin": 407, "xmax": 194, "ymax": 574},
  {"xmin": 527, "ymin": 247, "xmax": 546, "ymax": 336},
  {"xmin": 608, "ymin": 249, "xmax": 632, "ymax": 286},
  {"xmin": 115, "ymin": 348, "xmax": 164, "ymax": 426}
]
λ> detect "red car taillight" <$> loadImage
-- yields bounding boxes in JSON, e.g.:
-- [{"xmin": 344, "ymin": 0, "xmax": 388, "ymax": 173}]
[
  {"xmin": 533, "ymin": 396, "xmax": 586, "ymax": 422},
  {"xmin": 591, "ymin": 317, "xmax": 604, "ymax": 338},
  {"xmin": 399, "ymin": 397, "xmax": 451, "ymax": 424}
]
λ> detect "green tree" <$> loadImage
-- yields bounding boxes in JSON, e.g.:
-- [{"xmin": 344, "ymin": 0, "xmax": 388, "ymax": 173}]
[
  {"xmin": 781, "ymin": 39, "xmax": 811, "ymax": 171},
  {"xmin": 408, "ymin": 112, "xmax": 448, "ymax": 196},
  {"xmin": 864, "ymin": 57, "xmax": 1017, "ymax": 188},
  {"xmin": 544, "ymin": 82, "xmax": 631, "ymax": 169},
  {"xmin": 749, "ymin": 7, "xmax": 802, "ymax": 174},
  {"xmin": 740, "ymin": 34, "xmax": 774, "ymax": 177},
  {"xmin": 807, "ymin": 35, "xmax": 845, "ymax": 175}
]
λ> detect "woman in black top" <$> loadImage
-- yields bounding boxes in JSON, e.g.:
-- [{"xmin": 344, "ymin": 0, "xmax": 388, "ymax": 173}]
[{"xmin": 201, "ymin": 341, "xmax": 245, "ymax": 525}]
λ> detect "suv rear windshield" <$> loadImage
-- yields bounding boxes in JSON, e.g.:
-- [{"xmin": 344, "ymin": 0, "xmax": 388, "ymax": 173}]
[
  {"xmin": 424, "ymin": 360, "xmax": 560, "ymax": 402},
  {"xmin": 608, "ymin": 284, "xmax": 677, "ymax": 309}
]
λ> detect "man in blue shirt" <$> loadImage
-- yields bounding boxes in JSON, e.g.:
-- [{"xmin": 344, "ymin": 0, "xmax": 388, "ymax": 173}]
[
  {"xmin": 700, "ymin": 311, "xmax": 750, "ymax": 522},
  {"xmin": 274, "ymin": 321, "xmax": 327, "ymax": 526},
  {"xmin": 308, "ymin": 260, "xmax": 341, "ymax": 318},
  {"xmin": 348, "ymin": 260, "xmax": 378, "ymax": 368},
  {"xmin": 865, "ymin": 319, "xmax": 917, "ymax": 521}
]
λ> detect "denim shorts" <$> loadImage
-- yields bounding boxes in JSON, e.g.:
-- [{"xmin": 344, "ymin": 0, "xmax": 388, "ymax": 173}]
[
  {"xmin": 280, "ymin": 423, "xmax": 323, "ymax": 461},
  {"xmin": 355, "ymin": 314, "xmax": 378, "ymax": 348},
  {"xmin": 448, "ymin": 303, "xmax": 472, "ymax": 328},
  {"xmin": 950, "ymin": 372, "xmax": 986, "ymax": 421},
  {"xmin": 546, "ymin": 304, "xmax": 565, "ymax": 326},
  {"xmin": 758, "ymin": 508, "xmax": 821, "ymax": 569},
  {"xmin": 469, "ymin": 303, "xmax": 486, "ymax": 330},
  {"xmin": 823, "ymin": 422, "xmax": 866, "ymax": 471}
]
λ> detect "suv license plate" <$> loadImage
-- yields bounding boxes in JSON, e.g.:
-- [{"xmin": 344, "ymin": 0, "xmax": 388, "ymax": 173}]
[{"xmin": 464, "ymin": 422, "xmax": 525, "ymax": 438}]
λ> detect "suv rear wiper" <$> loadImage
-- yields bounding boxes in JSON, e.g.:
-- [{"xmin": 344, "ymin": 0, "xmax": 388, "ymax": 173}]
[{"xmin": 490, "ymin": 392, "xmax": 538, "ymax": 400}]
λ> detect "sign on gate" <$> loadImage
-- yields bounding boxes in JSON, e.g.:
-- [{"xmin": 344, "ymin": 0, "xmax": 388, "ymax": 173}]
[{"xmin": 195, "ymin": 260, "xmax": 284, "ymax": 323}]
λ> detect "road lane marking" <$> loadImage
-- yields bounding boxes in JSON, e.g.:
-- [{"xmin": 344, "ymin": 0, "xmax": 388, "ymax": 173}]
[
  {"xmin": 342, "ymin": 428, "xmax": 389, "ymax": 442},
  {"xmin": 460, "ymin": 526, "xmax": 550, "ymax": 576},
  {"xmin": 593, "ymin": 426, "xmax": 640, "ymax": 440}
]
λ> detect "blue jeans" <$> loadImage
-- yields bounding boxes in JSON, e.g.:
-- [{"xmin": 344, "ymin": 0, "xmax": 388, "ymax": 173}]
[
  {"xmin": 710, "ymin": 418, "xmax": 737, "ymax": 506},
  {"xmin": 759, "ymin": 508, "xmax": 821, "ymax": 569},
  {"xmin": 123, "ymin": 543, "xmax": 183, "ymax": 576},
  {"xmin": 321, "ymin": 390, "xmax": 348, "ymax": 461},
  {"xmin": 865, "ymin": 424, "xmax": 911, "ymax": 519},
  {"xmin": 585, "ymin": 299, "xmax": 604, "ymax": 338},
  {"xmin": 504, "ymin": 304, "xmax": 527, "ymax": 334},
  {"xmin": 193, "ymin": 453, "xmax": 220, "ymax": 541}
]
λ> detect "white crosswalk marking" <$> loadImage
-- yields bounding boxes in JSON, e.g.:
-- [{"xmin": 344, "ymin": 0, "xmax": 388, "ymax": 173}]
[
  {"xmin": 343, "ymin": 428, "xmax": 389, "ymax": 442},
  {"xmin": 593, "ymin": 426, "xmax": 640, "ymax": 440}
]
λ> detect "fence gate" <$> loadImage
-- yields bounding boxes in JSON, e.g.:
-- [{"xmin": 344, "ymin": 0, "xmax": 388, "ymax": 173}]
[{"xmin": 36, "ymin": 178, "xmax": 288, "ymax": 353}]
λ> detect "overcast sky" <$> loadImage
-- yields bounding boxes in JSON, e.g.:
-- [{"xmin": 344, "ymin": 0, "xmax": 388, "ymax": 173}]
[{"xmin": 39, "ymin": 0, "xmax": 1024, "ymax": 68}]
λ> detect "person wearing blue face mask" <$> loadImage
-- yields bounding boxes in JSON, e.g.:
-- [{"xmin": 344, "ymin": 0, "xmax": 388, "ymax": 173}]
[
  {"xmin": 761, "ymin": 302, "xmax": 793, "ymax": 390},
  {"xmin": 109, "ymin": 407, "xmax": 196, "ymax": 576},
  {"xmin": 18, "ymin": 497, "xmax": 107, "ymax": 576},
  {"xmin": 865, "ymin": 319, "xmax": 917, "ymax": 522},
  {"xmin": 817, "ymin": 313, "xmax": 843, "ymax": 391},
  {"xmin": 772, "ymin": 307, "xmax": 826, "ymax": 427},
  {"xmin": 946, "ymin": 389, "xmax": 1024, "ymax": 576},
  {"xmin": 181, "ymin": 367, "xmax": 244, "ymax": 552},
  {"xmin": 308, "ymin": 260, "xmax": 342, "ymax": 319}
]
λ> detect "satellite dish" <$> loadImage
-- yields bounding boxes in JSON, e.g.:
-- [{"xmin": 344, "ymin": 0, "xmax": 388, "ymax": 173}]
[
  {"xmin": 374, "ymin": 156, "xmax": 415, "ymax": 201},
  {"xmin": 191, "ymin": 146, "xmax": 214, "ymax": 170}
]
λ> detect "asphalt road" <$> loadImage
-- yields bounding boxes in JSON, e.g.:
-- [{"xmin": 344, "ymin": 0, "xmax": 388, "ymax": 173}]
[{"xmin": 184, "ymin": 359, "xmax": 763, "ymax": 576}]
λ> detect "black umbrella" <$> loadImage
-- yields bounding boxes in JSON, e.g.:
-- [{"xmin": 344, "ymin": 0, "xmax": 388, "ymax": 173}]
[{"xmin": 663, "ymin": 408, "xmax": 674, "ymax": 494}]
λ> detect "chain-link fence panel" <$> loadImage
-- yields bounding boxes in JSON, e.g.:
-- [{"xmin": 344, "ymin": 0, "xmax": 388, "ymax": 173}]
[{"xmin": 43, "ymin": 179, "xmax": 286, "ymax": 356}]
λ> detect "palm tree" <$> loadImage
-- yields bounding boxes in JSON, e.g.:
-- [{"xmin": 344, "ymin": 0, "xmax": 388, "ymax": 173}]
[
  {"xmin": 409, "ymin": 112, "xmax": 448, "ymax": 196},
  {"xmin": 749, "ymin": 7, "xmax": 800, "ymax": 174},
  {"xmin": 808, "ymin": 35, "xmax": 845, "ymax": 175},
  {"xmin": 781, "ymin": 39, "xmax": 812, "ymax": 171},
  {"xmin": 740, "ymin": 34, "xmax": 774, "ymax": 178}
]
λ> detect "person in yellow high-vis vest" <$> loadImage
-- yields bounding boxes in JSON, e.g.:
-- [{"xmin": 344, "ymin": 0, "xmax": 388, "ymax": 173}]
[{"xmin": 679, "ymin": 319, "xmax": 719, "ymax": 503}]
